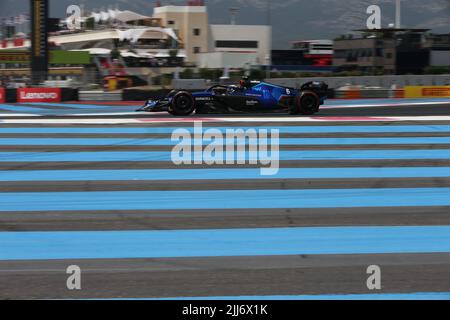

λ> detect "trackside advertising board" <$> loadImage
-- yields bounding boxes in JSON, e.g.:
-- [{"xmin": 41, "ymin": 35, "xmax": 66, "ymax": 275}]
[
  {"xmin": 17, "ymin": 88, "xmax": 61, "ymax": 103},
  {"xmin": 405, "ymin": 86, "xmax": 450, "ymax": 98},
  {"xmin": 0, "ymin": 88, "xmax": 5, "ymax": 103}
]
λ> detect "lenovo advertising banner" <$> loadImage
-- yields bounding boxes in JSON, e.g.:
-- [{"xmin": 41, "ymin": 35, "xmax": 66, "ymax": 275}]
[
  {"xmin": 30, "ymin": 0, "xmax": 49, "ymax": 84},
  {"xmin": 0, "ymin": 88, "xmax": 5, "ymax": 103},
  {"xmin": 17, "ymin": 88, "xmax": 61, "ymax": 103}
]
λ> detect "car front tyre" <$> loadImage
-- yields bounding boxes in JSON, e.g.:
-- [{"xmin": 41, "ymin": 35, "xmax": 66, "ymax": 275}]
[{"xmin": 169, "ymin": 91, "xmax": 196, "ymax": 116}]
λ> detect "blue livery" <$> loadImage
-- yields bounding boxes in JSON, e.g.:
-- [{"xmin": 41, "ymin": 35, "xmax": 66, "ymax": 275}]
[{"xmin": 138, "ymin": 77, "xmax": 328, "ymax": 116}]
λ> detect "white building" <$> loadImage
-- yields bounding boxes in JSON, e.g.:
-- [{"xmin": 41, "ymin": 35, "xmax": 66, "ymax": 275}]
[
  {"xmin": 196, "ymin": 24, "xmax": 272, "ymax": 68},
  {"xmin": 153, "ymin": 4, "xmax": 272, "ymax": 68}
]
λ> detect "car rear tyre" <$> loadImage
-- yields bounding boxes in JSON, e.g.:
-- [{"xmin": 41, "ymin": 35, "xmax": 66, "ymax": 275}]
[
  {"xmin": 169, "ymin": 91, "xmax": 196, "ymax": 116},
  {"xmin": 294, "ymin": 91, "xmax": 320, "ymax": 115}
]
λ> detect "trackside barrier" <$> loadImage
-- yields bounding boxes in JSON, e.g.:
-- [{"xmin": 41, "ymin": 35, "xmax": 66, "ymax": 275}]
[
  {"xmin": 266, "ymin": 75, "xmax": 450, "ymax": 89},
  {"xmin": 5, "ymin": 89, "xmax": 17, "ymax": 103},
  {"xmin": 335, "ymin": 88, "xmax": 450, "ymax": 99},
  {"xmin": 404, "ymin": 86, "xmax": 450, "ymax": 99},
  {"xmin": 345, "ymin": 90, "xmax": 362, "ymax": 99},
  {"xmin": 172, "ymin": 79, "xmax": 208, "ymax": 90},
  {"xmin": 393, "ymin": 89, "xmax": 405, "ymax": 99},
  {"xmin": 2, "ymin": 87, "xmax": 449, "ymax": 102},
  {"xmin": 17, "ymin": 88, "xmax": 62, "ymax": 103},
  {"xmin": 1, "ymin": 88, "xmax": 79, "ymax": 103},
  {"xmin": 61, "ymin": 88, "xmax": 79, "ymax": 101},
  {"xmin": 122, "ymin": 89, "xmax": 173, "ymax": 101},
  {"xmin": 78, "ymin": 91, "xmax": 122, "ymax": 101},
  {"xmin": 123, "ymin": 88, "xmax": 414, "ymax": 101},
  {"xmin": 28, "ymin": 88, "xmax": 446, "ymax": 101}
]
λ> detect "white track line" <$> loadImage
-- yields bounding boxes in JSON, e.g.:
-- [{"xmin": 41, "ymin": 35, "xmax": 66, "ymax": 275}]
[
  {"xmin": 68, "ymin": 112, "xmax": 149, "ymax": 117},
  {"xmin": 3, "ymin": 116, "xmax": 450, "ymax": 124},
  {"xmin": 0, "ymin": 118, "xmax": 142, "ymax": 124},
  {"xmin": 323, "ymin": 101, "xmax": 450, "ymax": 109},
  {"xmin": 0, "ymin": 114, "xmax": 39, "ymax": 117}
]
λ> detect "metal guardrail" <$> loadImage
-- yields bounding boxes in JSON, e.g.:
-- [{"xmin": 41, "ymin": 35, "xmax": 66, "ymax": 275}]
[
  {"xmin": 267, "ymin": 75, "xmax": 450, "ymax": 89},
  {"xmin": 334, "ymin": 89, "xmax": 405, "ymax": 99},
  {"xmin": 172, "ymin": 75, "xmax": 450, "ymax": 90},
  {"xmin": 76, "ymin": 89, "xmax": 400, "ymax": 101},
  {"xmin": 172, "ymin": 79, "xmax": 209, "ymax": 90},
  {"xmin": 78, "ymin": 91, "xmax": 123, "ymax": 101}
]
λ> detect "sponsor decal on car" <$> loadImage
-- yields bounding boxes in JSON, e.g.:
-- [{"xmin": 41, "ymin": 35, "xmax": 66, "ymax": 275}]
[
  {"xmin": 245, "ymin": 93, "xmax": 263, "ymax": 98},
  {"xmin": 246, "ymin": 100, "xmax": 259, "ymax": 106}
]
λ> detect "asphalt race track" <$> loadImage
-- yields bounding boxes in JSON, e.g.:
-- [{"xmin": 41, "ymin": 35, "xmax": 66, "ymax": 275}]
[{"xmin": 1, "ymin": 98, "xmax": 450, "ymax": 300}]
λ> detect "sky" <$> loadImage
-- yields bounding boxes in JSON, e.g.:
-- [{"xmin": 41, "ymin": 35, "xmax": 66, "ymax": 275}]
[{"xmin": 1, "ymin": 0, "xmax": 449, "ymax": 48}]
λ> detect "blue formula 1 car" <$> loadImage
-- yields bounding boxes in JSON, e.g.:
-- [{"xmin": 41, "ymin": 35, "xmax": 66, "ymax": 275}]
[{"xmin": 137, "ymin": 77, "xmax": 328, "ymax": 116}]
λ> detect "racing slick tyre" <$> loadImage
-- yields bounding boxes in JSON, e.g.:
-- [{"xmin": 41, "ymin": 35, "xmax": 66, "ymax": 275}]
[
  {"xmin": 292, "ymin": 91, "xmax": 320, "ymax": 115},
  {"xmin": 169, "ymin": 91, "xmax": 196, "ymax": 116}
]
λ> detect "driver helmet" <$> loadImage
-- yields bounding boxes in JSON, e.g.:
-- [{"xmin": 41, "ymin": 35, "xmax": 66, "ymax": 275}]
[{"xmin": 240, "ymin": 76, "xmax": 251, "ymax": 88}]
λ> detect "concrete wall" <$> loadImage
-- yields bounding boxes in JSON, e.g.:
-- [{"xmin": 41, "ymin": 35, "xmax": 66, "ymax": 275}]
[
  {"xmin": 171, "ymin": 75, "xmax": 450, "ymax": 95},
  {"xmin": 78, "ymin": 91, "xmax": 123, "ymax": 101},
  {"xmin": 267, "ymin": 75, "xmax": 450, "ymax": 89},
  {"xmin": 172, "ymin": 79, "xmax": 208, "ymax": 90}
]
